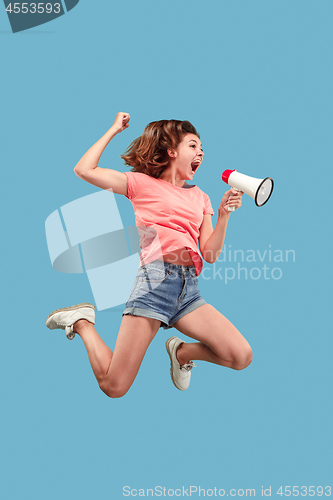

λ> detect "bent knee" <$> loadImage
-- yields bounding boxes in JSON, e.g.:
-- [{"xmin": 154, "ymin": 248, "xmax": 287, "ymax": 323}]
[
  {"xmin": 99, "ymin": 379, "xmax": 130, "ymax": 399},
  {"xmin": 233, "ymin": 345, "xmax": 252, "ymax": 370}
]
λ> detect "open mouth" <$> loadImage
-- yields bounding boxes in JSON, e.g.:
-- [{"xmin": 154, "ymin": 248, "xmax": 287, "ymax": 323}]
[{"xmin": 191, "ymin": 161, "xmax": 201, "ymax": 173}]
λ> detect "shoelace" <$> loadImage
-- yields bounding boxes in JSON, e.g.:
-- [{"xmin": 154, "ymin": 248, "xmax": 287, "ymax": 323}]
[{"xmin": 180, "ymin": 362, "xmax": 197, "ymax": 371}]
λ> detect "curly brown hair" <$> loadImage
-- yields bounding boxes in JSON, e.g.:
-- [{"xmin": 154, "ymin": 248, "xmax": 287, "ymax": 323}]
[{"xmin": 121, "ymin": 119, "xmax": 200, "ymax": 178}]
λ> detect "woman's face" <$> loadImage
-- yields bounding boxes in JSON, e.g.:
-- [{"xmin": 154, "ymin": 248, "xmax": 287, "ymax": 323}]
[{"xmin": 170, "ymin": 133, "xmax": 204, "ymax": 179}]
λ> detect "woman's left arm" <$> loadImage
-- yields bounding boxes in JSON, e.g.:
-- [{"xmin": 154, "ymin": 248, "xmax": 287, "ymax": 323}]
[{"xmin": 199, "ymin": 189, "xmax": 243, "ymax": 263}]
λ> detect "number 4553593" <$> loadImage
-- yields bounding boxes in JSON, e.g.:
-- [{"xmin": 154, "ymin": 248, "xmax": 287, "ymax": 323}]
[
  {"xmin": 5, "ymin": 3, "xmax": 61, "ymax": 14},
  {"xmin": 277, "ymin": 486, "xmax": 331, "ymax": 496}
]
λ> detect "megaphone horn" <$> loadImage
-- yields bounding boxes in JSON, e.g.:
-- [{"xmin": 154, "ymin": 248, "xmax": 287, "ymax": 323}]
[{"xmin": 222, "ymin": 170, "xmax": 274, "ymax": 209}]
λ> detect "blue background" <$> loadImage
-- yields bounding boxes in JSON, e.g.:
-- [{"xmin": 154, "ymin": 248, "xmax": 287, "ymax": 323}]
[{"xmin": 1, "ymin": 1, "xmax": 332, "ymax": 498}]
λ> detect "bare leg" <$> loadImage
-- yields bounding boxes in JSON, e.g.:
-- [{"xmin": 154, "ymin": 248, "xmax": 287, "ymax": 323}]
[
  {"xmin": 172, "ymin": 304, "xmax": 252, "ymax": 370},
  {"xmin": 73, "ymin": 315, "xmax": 161, "ymax": 398},
  {"xmin": 72, "ymin": 319, "xmax": 113, "ymax": 381}
]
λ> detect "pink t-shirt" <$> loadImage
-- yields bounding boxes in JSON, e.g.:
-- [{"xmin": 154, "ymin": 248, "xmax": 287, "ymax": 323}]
[{"xmin": 124, "ymin": 171, "xmax": 214, "ymax": 276}]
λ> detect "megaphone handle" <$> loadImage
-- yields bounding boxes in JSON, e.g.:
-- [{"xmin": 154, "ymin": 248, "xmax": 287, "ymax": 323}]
[{"xmin": 227, "ymin": 188, "xmax": 239, "ymax": 212}]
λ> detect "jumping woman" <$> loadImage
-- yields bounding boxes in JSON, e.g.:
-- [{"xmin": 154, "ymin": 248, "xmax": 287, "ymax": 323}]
[{"xmin": 46, "ymin": 112, "xmax": 252, "ymax": 398}]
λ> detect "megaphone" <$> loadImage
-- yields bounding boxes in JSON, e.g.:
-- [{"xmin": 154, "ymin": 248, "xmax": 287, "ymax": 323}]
[{"xmin": 222, "ymin": 170, "xmax": 274, "ymax": 211}]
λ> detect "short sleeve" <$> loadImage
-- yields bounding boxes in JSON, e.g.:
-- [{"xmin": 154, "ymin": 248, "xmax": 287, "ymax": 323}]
[
  {"xmin": 123, "ymin": 171, "xmax": 138, "ymax": 201},
  {"xmin": 203, "ymin": 192, "xmax": 214, "ymax": 216}
]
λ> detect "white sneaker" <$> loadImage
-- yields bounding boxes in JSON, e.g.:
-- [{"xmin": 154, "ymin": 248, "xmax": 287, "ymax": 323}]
[
  {"xmin": 46, "ymin": 303, "xmax": 95, "ymax": 340},
  {"xmin": 165, "ymin": 336, "xmax": 196, "ymax": 391}
]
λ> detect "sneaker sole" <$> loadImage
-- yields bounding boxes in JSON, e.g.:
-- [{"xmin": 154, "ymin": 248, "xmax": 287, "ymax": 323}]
[
  {"xmin": 46, "ymin": 303, "xmax": 95, "ymax": 325},
  {"xmin": 165, "ymin": 336, "xmax": 184, "ymax": 390}
]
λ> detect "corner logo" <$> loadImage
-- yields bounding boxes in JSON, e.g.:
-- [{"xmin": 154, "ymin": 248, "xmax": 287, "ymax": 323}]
[{"xmin": 3, "ymin": 0, "xmax": 80, "ymax": 33}]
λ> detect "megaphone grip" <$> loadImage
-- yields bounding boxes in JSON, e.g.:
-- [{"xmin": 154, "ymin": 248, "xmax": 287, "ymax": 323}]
[{"xmin": 227, "ymin": 189, "xmax": 240, "ymax": 212}]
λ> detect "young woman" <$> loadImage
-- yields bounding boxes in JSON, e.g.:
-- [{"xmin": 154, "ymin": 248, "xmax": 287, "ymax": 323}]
[{"xmin": 46, "ymin": 112, "xmax": 252, "ymax": 398}]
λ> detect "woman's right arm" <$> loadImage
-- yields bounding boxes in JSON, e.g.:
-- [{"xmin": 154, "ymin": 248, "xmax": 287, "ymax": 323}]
[{"xmin": 74, "ymin": 112, "xmax": 130, "ymax": 195}]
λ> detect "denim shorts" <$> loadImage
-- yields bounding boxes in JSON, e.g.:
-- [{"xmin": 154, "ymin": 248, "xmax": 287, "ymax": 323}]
[{"xmin": 122, "ymin": 260, "xmax": 206, "ymax": 329}]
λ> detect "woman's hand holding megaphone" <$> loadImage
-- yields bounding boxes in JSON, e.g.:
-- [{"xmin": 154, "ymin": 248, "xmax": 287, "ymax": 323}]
[{"xmin": 219, "ymin": 189, "xmax": 244, "ymax": 216}]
